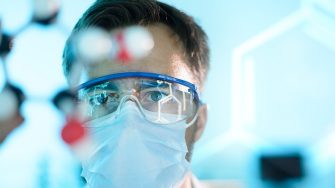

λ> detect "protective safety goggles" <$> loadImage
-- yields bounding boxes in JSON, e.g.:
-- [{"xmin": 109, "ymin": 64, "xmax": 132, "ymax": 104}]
[{"xmin": 77, "ymin": 72, "xmax": 202, "ymax": 125}]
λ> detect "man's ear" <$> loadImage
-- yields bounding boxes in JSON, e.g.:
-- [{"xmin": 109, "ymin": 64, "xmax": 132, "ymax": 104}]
[{"xmin": 194, "ymin": 104, "xmax": 208, "ymax": 142}]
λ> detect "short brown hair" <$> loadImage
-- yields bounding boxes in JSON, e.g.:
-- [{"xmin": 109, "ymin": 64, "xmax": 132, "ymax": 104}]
[{"xmin": 63, "ymin": 0, "xmax": 209, "ymax": 88}]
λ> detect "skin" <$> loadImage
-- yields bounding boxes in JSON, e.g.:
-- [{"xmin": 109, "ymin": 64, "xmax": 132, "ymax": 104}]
[{"xmin": 79, "ymin": 23, "xmax": 208, "ymax": 187}]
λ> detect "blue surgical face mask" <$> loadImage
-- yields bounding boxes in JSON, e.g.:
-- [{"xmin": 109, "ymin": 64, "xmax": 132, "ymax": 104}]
[{"xmin": 81, "ymin": 102, "xmax": 191, "ymax": 188}]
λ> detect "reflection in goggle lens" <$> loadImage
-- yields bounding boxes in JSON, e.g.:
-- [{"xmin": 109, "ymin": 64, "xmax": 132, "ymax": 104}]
[{"xmin": 78, "ymin": 74, "xmax": 200, "ymax": 125}]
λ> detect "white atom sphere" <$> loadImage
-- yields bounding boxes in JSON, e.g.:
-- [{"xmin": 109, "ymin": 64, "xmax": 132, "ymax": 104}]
[
  {"xmin": 75, "ymin": 102, "xmax": 91, "ymax": 122},
  {"xmin": 75, "ymin": 28, "xmax": 113, "ymax": 64},
  {"xmin": 32, "ymin": 0, "xmax": 60, "ymax": 19},
  {"xmin": 0, "ymin": 89, "xmax": 18, "ymax": 121},
  {"xmin": 59, "ymin": 97, "xmax": 76, "ymax": 117},
  {"xmin": 123, "ymin": 26, "xmax": 154, "ymax": 59}
]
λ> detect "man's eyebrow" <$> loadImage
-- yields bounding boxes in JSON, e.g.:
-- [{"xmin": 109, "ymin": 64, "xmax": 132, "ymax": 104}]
[
  {"xmin": 84, "ymin": 82, "xmax": 119, "ymax": 93},
  {"xmin": 140, "ymin": 80, "xmax": 169, "ymax": 89}
]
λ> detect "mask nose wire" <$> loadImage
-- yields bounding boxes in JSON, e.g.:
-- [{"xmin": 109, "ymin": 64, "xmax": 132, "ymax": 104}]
[{"xmin": 115, "ymin": 94, "xmax": 148, "ymax": 119}]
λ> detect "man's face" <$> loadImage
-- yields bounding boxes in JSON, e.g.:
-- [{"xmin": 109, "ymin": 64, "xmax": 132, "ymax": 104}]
[{"xmin": 79, "ymin": 23, "xmax": 204, "ymax": 160}]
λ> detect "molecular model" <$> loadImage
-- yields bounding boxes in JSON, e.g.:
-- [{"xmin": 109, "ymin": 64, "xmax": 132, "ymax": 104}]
[{"xmin": 0, "ymin": 0, "xmax": 154, "ymax": 160}]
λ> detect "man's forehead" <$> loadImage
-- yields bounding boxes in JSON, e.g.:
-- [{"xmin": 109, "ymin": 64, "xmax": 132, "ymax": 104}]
[{"xmin": 83, "ymin": 24, "xmax": 195, "ymax": 85}]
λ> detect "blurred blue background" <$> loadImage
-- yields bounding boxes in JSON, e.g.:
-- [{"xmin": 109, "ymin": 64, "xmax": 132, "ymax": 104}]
[{"xmin": 1, "ymin": 0, "xmax": 335, "ymax": 187}]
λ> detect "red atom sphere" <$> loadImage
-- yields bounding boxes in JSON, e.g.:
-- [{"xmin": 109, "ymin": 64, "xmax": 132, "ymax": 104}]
[
  {"xmin": 61, "ymin": 117, "xmax": 86, "ymax": 145},
  {"xmin": 116, "ymin": 32, "xmax": 132, "ymax": 63}
]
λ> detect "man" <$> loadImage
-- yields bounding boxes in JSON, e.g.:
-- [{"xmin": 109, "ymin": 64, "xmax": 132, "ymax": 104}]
[
  {"xmin": 0, "ymin": 83, "xmax": 25, "ymax": 144},
  {"xmin": 62, "ymin": 0, "xmax": 209, "ymax": 187}
]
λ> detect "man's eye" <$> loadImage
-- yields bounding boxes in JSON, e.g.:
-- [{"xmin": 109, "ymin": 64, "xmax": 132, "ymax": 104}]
[
  {"xmin": 88, "ymin": 92, "xmax": 119, "ymax": 106},
  {"xmin": 147, "ymin": 91, "xmax": 168, "ymax": 102},
  {"xmin": 89, "ymin": 93, "xmax": 107, "ymax": 106}
]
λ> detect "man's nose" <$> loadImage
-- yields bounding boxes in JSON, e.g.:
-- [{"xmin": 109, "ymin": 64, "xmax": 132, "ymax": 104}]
[{"xmin": 117, "ymin": 95, "xmax": 142, "ymax": 114}]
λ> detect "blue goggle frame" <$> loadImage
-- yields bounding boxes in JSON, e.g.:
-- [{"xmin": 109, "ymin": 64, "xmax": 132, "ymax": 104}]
[{"xmin": 78, "ymin": 72, "xmax": 202, "ymax": 104}]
